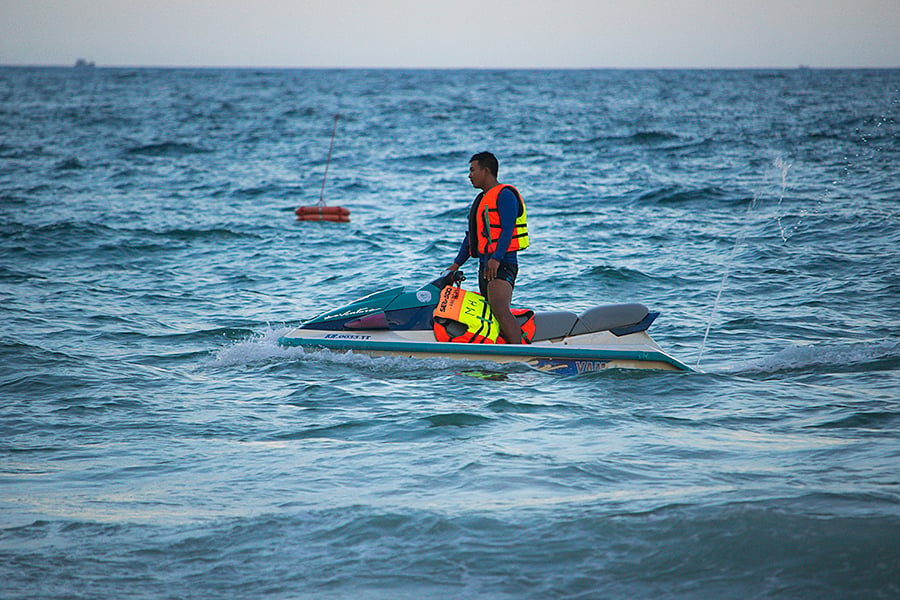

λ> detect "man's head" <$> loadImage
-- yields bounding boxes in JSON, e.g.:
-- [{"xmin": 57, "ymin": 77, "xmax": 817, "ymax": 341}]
[
  {"xmin": 469, "ymin": 151, "xmax": 499, "ymax": 190},
  {"xmin": 469, "ymin": 152, "xmax": 499, "ymax": 177}
]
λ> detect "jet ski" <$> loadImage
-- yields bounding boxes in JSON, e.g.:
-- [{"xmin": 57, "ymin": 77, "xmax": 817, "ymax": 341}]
[{"xmin": 278, "ymin": 271, "xmax": 692, "ymax": 374}]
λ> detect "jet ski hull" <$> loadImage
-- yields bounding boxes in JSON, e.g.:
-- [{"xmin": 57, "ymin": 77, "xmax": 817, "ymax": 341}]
[
  {"xmin": 277, "ymin": 271, "xmax": 692, "ymax": 373},
  {"xmin": 278, "ymin": 327, "xmax": 692, "ymax": 373}
]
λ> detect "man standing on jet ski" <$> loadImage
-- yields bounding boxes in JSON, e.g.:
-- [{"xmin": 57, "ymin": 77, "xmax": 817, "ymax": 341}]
[{"xmin": 447, "ymin": 152, "xmax": 530, "ymax": 344}]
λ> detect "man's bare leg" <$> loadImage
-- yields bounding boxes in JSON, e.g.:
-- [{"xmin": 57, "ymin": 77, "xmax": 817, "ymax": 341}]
[{"xmin": 487, "ymin": 278, "xmax": 521, "ymax": 344}]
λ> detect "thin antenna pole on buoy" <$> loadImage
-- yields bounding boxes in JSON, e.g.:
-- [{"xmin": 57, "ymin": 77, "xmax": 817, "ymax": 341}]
[
  {"xmin": 318, "ymin": 114, "xmax": 338, "ymax": 206},
  {"xmin": 296, "ymin": 114, "xmax": 350, "ymax": 223}
]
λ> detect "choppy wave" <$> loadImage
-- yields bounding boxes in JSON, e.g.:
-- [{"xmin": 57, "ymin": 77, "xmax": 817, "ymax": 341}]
[
  {"xmin": 584, "ymin": 264, "xmax": 656, "ymax": 282},
  {"xmin": 124, "ymin": 141, "xmax": 212, "ymax": 157},
  {"xmin": 54, "ymin": 156, "xmax": 86, "ymax": 170},
  {"xmin": 632, "ymin": 184, "xmax": 733, "ymax": 205},
  {"xmin": 3, "ymin": 497, "xmax": 898, "ymax": 599}
]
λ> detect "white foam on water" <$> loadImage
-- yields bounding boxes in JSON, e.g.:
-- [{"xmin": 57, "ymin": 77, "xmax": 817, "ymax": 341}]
[
  {"xmin": 210, "ymin": 325, "xmax": 507, "ymax": 375},
  {"xmin": 211, "ymin": 325, "xmax": 301, "ymax": 366},
  {"xmin": 732, "ymin": 338, "xmax": 900, "ymax": 375}
]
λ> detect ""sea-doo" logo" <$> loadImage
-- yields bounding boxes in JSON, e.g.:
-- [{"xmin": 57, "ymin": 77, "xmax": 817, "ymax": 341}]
[{"xmin": 438, "ymin": 287, "xmax": 458, "ymax": 312}]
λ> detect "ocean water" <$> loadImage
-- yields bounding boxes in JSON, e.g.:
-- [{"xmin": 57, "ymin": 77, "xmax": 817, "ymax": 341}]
[{"xmin": 2, "ymin": 67, "xmax": 899, "ymax": 598}]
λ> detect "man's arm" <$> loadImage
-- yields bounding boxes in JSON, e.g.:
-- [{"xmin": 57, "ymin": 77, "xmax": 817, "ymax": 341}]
[{"xmin": 449, "ymin": 232, "xmax": 470, "ymax": 270}]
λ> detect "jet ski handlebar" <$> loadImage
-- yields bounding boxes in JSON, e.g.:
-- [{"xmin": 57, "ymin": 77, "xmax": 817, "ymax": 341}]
[{"xmin": 430, "ymin": 269, "xmax": 466, "ymax": 289}]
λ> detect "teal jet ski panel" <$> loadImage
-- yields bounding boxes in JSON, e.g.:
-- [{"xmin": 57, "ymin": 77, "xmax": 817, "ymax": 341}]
[{"xmin": 299, "ymin": 273, "xmax": 459, "ymax": 331}]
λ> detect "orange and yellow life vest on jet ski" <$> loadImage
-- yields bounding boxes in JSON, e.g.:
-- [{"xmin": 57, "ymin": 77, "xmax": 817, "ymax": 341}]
[
  {"xmin": 433, "ymin": 285, "xmax": 500, "ymax": 343},
  {"xmin": 433, "ymin": 285, "xmax": 536, "ymax": 344}
]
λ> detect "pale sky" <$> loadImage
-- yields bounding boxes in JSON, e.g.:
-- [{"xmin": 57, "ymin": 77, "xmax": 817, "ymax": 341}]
[{"xmin": 2, "ymin": 0, "xmax": 898, "ymax": 68}]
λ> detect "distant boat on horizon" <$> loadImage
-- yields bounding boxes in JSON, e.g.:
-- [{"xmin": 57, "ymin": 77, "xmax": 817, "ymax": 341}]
[{"xmin": 74, "ymin": 58, "xmax": 95, "ymax": 68}]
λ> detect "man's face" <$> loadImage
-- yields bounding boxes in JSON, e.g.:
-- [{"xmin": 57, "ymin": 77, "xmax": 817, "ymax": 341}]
[{"xmin": 468, "ymin": 161, "xmax": 488, "ymax": 189}]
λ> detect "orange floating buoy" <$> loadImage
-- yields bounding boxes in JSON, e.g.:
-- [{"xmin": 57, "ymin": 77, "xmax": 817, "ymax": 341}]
[
  {"xmin": 296, "ymin": 211, "xmax": 350, "ymax": 223},
  {"xmin": 296, "ymin": 205, "xmax": 350, "ymax": 216},
  {"xmin": 295, "ymin": 205, "xmax": 350, "ymax": 222}
]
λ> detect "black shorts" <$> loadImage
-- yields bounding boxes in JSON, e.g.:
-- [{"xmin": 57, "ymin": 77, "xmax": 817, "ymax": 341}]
[{"xmin": 478, "ymin": 262, "xmax": 518, "ymax": 297}]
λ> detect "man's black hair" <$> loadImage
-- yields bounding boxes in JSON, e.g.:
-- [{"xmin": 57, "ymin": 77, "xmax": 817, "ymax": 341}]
[{"xmin": 470, "ymin": 151, "xmax": 499, "ymax": 177}]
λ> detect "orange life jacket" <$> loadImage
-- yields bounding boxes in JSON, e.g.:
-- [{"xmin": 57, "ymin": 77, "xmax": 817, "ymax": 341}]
[
  {"xmin": 433, "ymin": 285, "xmax": 501, "ymax": 344},
  {"xmin": 468, "ymin": 184, "xmax": 529, "ymax": 258},
  {"xmin": 432, "ymin": 286, "xmax": 535, "ymax": 344},
  {"xmin": 495, "ymin": 308, "xmax": 536, "ymax": 344}
]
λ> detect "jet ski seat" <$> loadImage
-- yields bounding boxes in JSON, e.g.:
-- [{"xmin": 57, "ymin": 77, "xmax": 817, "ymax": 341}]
[
  {"xmin": 532, "ymin": 304, "xmax": 657, "ymax": 342},
  {"xmin": 531, "ymin": 311, "xmax": 579, "ymax": 342},
  {"xmin": 572, "ymin": 303, "xmax": 650, "ymax": 335}
]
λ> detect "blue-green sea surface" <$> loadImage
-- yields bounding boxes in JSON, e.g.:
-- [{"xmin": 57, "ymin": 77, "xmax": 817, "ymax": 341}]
[{"xmin": 2, "ymin": 67, "xmax": 899, "ymax": 599}]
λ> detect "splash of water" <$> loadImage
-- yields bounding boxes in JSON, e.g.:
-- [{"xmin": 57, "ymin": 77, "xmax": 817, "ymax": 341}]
[
  {"xmin": 211, "ymin": 325, "xmax": 499, "ymax": 374},
  {"xmin": 212, "ymin": 325, "xmax": 299, "ymax": 366},
  {"xmin": 773, "ymin": 157, "xmax": 793, "ymax": 241}
]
